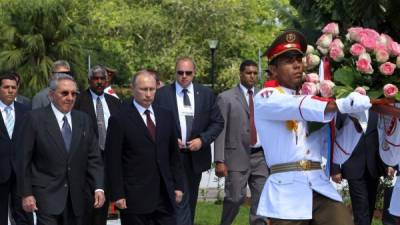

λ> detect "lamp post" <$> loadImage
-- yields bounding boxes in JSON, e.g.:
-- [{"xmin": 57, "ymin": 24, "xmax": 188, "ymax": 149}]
[{"xmin": 208, "ymin": 39, "xmax": 218, "ymax": 89}]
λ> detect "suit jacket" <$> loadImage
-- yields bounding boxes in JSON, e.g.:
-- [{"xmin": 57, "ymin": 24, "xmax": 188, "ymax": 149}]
[
  {"xmin": 16, "ymin": 106, "xmax": 104, "ymax": 216},
  {"xmin": 31, "ymin": 87, "xmax": 50, "ymax": 109},
  {"xmin": 154, "ymin": 82, "xmax": 224, "ymax": 173},
  {"xmin": 15, "ymin": 95, "xmax": 32, "ymax": 109},
  {"xmin": 0, "ymin": 102, "xmax": 29, "ymax": 183},
  {"xmin": 214, "ymin": 85, "xmax": 258, "ymax": 171},
  {"xmin": 74, "ymin": 89, "xmax": 121, "ymax": 137},
  {"xmin": 105, "ymin": 101, "xmax": 184, "ymax": 214},
  {"xmin": 333, "ymin": 111, "xmax": 385, "ymax": 179}
]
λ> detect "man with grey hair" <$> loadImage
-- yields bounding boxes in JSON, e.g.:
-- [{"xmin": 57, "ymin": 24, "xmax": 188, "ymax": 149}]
[
  {"xmin": 74, "ymin": 65, "xmax": 121, "ymax": 225},
  {"xmin": 16, "ymin": 73, "xmax": 105, "ymax": 225},
  {"xmin": 32, "ymin": 60, "xmax": 71, "ymax": 109}
]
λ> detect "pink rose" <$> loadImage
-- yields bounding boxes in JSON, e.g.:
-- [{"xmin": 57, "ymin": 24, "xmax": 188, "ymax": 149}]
[
  {"xmin": 383, "ymin": 84, "xmax": 399, "ymax": 98},
  {"xmin": 396, "ymin": 56, "xmax": 400, "ymax": 68},
  {"xmin": 322, "ymin": 23, "xmax": 339, "ymax": 36},
  {"xmin": 356, "ymin": 58, "xmax": 374, "ymax": 74},
  {"xmin": 359, "ymin": 28, "xmax": 380, "ymax": 41},
  {"xmin": 379, "ymin": 62, "xmax": 396, "ymax": 76},
  {"xmin": 350, "ymin": 43, "xmax": 366, "ymax": 56},
  {"xmin": 317, "ymin": 46, "xmax": 329, "ymax": 55},
  {"xmin": 317, "ymin": 33, "xmax": 333, "ymax": 48},
  {"xmin": 378, "ymin": 34, "xmax": 390, "ymax": 46},
  {"xmin": 329, "ymin": 38, "xmax": 344, "ymax": 49},
  {"xmin": 300, "ymin": 82, "xmax": 319, "ymax": 95},
  {"xmin": 320, "ymin": 80, "xmax": 335, "ymax": 98},
  {"xmin": 305, "ymin": 73, "xmax": 319, "ymax": 83},
  {"xmin": 329, "ymin": 46, "xmax": 344, "ymax": 62},
  {"xmin": 358, "ymin": 53, "xmax": 371, "ymax": 63},
  {"xmin": 347, "ymin": 27, "xmax": 363, "ymax": 41},
  {"xmin": 306, "ymin": 45, "xmax": 315, "ymax": 55},
  {"xmin": 354, "ymin": 87, "xmax": 367, "ymax": 95},
  {"xmin": 306, "ymin": 54, "xmax": 320, "ymax": 69},
  {"xmin": 360, "ymin": 36, "xmax": 377, "ymax": 51},
  {"xmin": 375, "ymin": 50, "xmax": 389, "ymax": 63},
  {"xmin": 389, "ymin": 41, "xmax": 400, "ymax": 56}
]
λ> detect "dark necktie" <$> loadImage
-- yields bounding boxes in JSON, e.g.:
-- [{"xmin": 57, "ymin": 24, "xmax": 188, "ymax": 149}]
[
  {"xmin": 62, "ymin": 116, "xmax": 72, "ymax": 152},
  {"xmin": 96, "ymin": 97, "xmax": 106, "ymax": 150},
  {"xmin": 182, "ymin": 89, "xmax": 193, "ymax": 141},
  {"xmin": 144, "ymin": 109, "xmax": 156, "ymax": 141},
  {"xmin": 248, "ymin": 89, "xmax": 257, "ymax": 146}
]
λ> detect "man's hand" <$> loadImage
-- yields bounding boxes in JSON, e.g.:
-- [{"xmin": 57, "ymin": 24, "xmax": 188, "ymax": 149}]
[
  {"xmin": 115, "ymin": 198, "xmax": 127, "ymax": 209},
  {"xmin": 177, "ymin": 138, "xmax": 186, "ymax": 149},
  {"xmin": 387, "ymin": 167, "xmax": 396, "ymax": 178},
  {"xmin": 336, "ymin": 92, "xmax": 371, "ymax": 114},
  {"xmin": 175, "ymin": 190, "xmax": 183, "ymax": 203},
  {"xmin": 332, "ymin": 173, "xmax": 342, "ymax": 184},
  {"xmin": 22, "ymin": 195, "xmax": 38, "ymax": 212},
  {"xmin": 187, "ymin": 138, "xmax": 202, "ymax": 151},
  {"xmin": 215, "ymin": 162, "xmax": 228, "ymax": 177},
  {"xmin": 93, "ymin": 191, "xmax": 105, "ymax": 208}
]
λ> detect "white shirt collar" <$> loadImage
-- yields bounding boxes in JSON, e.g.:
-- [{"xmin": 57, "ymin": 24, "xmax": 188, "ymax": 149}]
[
  {"xmin": 133, "ymin": 100, "xmax": 154, "ymax": 115},
  {"xmin": 239, "ymin": 84, "xmax": 255, "ymax": 95},
  {"xmin": 175, "ymin": 82, "xmax": 194, "ymax": 95},
  {"xmin": 89, "ymin": 89, "xmax": 105, "ymax": 100},
  {"xmin": 51, "ymin": 103, "xmax": 71, "ymax": 122},
  {"xmin": 0, "ymin": 100, "xmax": 14, "ymax": 112},
  {"xmin": 280, "ymin": 86, "xmax": 297, "ymax": 95}
]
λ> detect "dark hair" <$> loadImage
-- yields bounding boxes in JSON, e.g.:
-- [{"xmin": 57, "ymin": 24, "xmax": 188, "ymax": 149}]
[
  {"xmin": 0, "ymin": 72, "xmax": 19, "ymax": 86},
  {"xmin": 239, "ymin": 60, "xmax": 258, "ymax": 72}
]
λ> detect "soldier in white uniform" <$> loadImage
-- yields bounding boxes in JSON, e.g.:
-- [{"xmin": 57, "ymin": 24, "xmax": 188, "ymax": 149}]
[
  {"xmin": 378, "ymin": 113, "xmax": 400, "ymax": 222},
  {"xmin": 254, "ymin": 30, "xmax": 372, "ymax": 225}
]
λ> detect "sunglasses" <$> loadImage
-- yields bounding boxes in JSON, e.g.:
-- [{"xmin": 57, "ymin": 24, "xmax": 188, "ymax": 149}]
[
  {"xmin": 60, "ymin": 91, "xmax": 78, "ymax": 97},
  {"xmin": 177, "ymin": 70, "xmax": 193, "ymax": 76}
]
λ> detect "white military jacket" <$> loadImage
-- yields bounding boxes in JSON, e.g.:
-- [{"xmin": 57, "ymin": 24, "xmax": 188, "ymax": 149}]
[
  {"xmin": 254, "ymin": 84, "xmax": 363, "ymax": 219},
  {"xmin": 378, "ymin": 114, "xmax": 400, "ymax": 216}
]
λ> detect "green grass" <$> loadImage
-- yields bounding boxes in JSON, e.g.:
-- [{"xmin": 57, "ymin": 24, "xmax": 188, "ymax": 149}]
[{"xmin": 195, "ymin": 201, "xmax": 384, "ymax": 225}]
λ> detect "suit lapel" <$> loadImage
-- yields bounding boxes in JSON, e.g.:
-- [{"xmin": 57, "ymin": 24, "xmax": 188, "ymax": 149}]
[
  {"xmin": 44, "ymin": 107, "xmax": 68, "ymax": 158},
  {"xmin": 234, "ymin": 85, "xmax": 249, "ymax": 115},
  {"xmin": 170, "ymin": 83, "xmax": 181, "ymax": 134},
  {"xmin": 12, "ymin": 103, "xmax": 23, "ymax": 140},
  {"xmin": 68, "ymin": 111, "xmax": 83, "ymax": 159},
  {"xmin": 193, "ymin": 83, "xmax": 202, "ymax": 121},
  {"xmin": 126, "ymin": 100, "xmax": 154, "ymax": 143},
  {"xmin": 0, "ymin": 111, "xmax": 9, "ymax": 139}
]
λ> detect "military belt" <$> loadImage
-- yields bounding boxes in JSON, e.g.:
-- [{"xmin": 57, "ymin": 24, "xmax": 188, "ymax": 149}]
[{"xmin": 270, "ymin": 160, "xmax": 321, "ymax": 174}]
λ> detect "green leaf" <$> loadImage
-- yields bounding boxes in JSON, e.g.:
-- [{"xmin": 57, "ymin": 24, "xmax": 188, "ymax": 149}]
[
  {"xmin": 333, "ymin": 85, "xmax": 352, "ymax": 98},
  {"xmin": 395, "ymin": 93, "xmax": 400, "ymax": 102},
  {"xmin": 368, "ymin": 90, "xmax": 383, "ymax": 99},
  {"xmin": 333, "ymin": 66, "xmax": 359, "ymax": 87}
]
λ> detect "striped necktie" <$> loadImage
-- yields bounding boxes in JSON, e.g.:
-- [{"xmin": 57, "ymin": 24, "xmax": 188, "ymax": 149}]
[{"xmin": 4, "ymin": 106, "xmax": 14, "ymax": 138}]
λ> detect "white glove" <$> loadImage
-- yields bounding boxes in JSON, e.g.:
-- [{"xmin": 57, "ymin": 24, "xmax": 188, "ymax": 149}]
[{"xmin": 336, "ymin": 92, "xmax": 371, "ymax": 114}]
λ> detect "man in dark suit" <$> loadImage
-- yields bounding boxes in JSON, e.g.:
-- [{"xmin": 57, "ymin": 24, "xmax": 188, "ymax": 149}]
[
  {"xmin": 214, "ymin": 60, "xmax": 268, "ymax": 225},
  {"xmin": 154, "ymin": 57, "xmax": 224, "ymax": 225},
  {"xmin": 74, "ymin": 65, "xmax": 121, "ymax": 225},
  {"xmin": 106, "ymin": 70, "xmax": 184, "ymax": 225},
  {"xmin": 32, "ymin": 60, "xmax": 71, "ymax": 109},
  {"xmin": 0, "ymin": 73, "xmax": 33, "ymax": 225},
  {"xmin": 16, "ymin": 74, "xmax": 105, "ymax": 225},
  {"xmin": 12, "ymin": 72, "xmax": 32, "ymax": 109},
  {"xmin": 332, "ymin": 111, "xmax": 386, "ymax": 225}
]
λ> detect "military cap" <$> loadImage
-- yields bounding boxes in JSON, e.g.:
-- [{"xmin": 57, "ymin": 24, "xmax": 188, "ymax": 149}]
[{"xmin": 264, "ymin": 30, "xmax": 307, "ymax": 62}]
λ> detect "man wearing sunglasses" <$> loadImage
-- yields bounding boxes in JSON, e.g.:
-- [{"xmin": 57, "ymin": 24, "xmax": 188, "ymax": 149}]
[
  {"xmin": 154, "ymin": 56, "xmax": 224, "ymax": 225},
  {"xmin": 32, "ymin": 60, "xmax": 72, "ymax": 109},
  {"xmin": 16, "ymin": 74, "xmax": 105, "ymax": 225}
]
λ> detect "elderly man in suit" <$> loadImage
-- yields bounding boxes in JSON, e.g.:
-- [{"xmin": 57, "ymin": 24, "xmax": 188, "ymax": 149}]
[
  {"xmin": 154, "ymin": 56, "xmax": 224, "ymax": 225},
  {"xmin": 74, "ymin": 65, "xmax": 121, "ymax": 225},
  {"xmin": 106, "ymin": 70, "xmax": 184, "ymax": 225},
  {"xmin": 32, "ymin": 60, "xmax": 71, "ymax": 109},
  {"xmin": 214, "ymin": 60, "xmax": 269, "ymax": 225},
  {"xmin": 0, "ymin": 73, "xmax": 33, "ymax": 225},
  {"xmin": 16, "ymin": 74, "xmax": 105, "ymax": 225}
]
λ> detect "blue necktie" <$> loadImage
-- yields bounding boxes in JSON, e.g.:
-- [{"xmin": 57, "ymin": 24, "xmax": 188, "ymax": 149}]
[
  {"xmin": 62, "ymin": 116, "xmax": 72, "ymax": 152},
  {"xmin": 4, "ymin": 106, "xmax": 14, "ymax": 138}
]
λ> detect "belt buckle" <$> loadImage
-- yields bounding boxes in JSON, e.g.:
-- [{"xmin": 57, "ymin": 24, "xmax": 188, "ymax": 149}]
[{"xmin": 299, "ymin": 160, "xmax": 311, "ymax": 170}]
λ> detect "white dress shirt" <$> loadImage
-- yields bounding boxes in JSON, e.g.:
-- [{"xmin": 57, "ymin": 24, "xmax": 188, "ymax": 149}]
[
  {"xmin": 254, "ymin": 85, "xmax": 363, "ymax": 219},
  {"xmin": 51, "ymin": 103, "xmax": 72, "ymax": 131},
  {"xmin": 133, "ymin": 100, "xmax": 156, "ymax": 126},
  {"xmin": 89, "ymin": 90, "xmax": 111, "ymax": 130},
  {"xmin": 239, "ymin": 84, "xmax": 261, "ymax": 148},
  {"xmin": 176, "ymin": 82, "xmax": 195, "ymax": 144}
]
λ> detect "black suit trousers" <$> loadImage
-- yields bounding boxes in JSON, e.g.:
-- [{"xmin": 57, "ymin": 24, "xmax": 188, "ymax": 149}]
[
  {"xmin": 348, "ymin": 171, "xmax": 379, "ymax": 225},
  {"xmin": 36, "ymin": 193, "xmax": 82, "ymax": 225}
]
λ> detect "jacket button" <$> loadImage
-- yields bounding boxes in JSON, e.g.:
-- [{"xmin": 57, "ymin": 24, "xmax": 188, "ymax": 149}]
[
  {"xmin": 68, "ymin": 167, "xmax": 71, "ymax": 171},
  {"xmin": 64, "ymin": 184, "xmax": 68, "ymax": 188}
]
